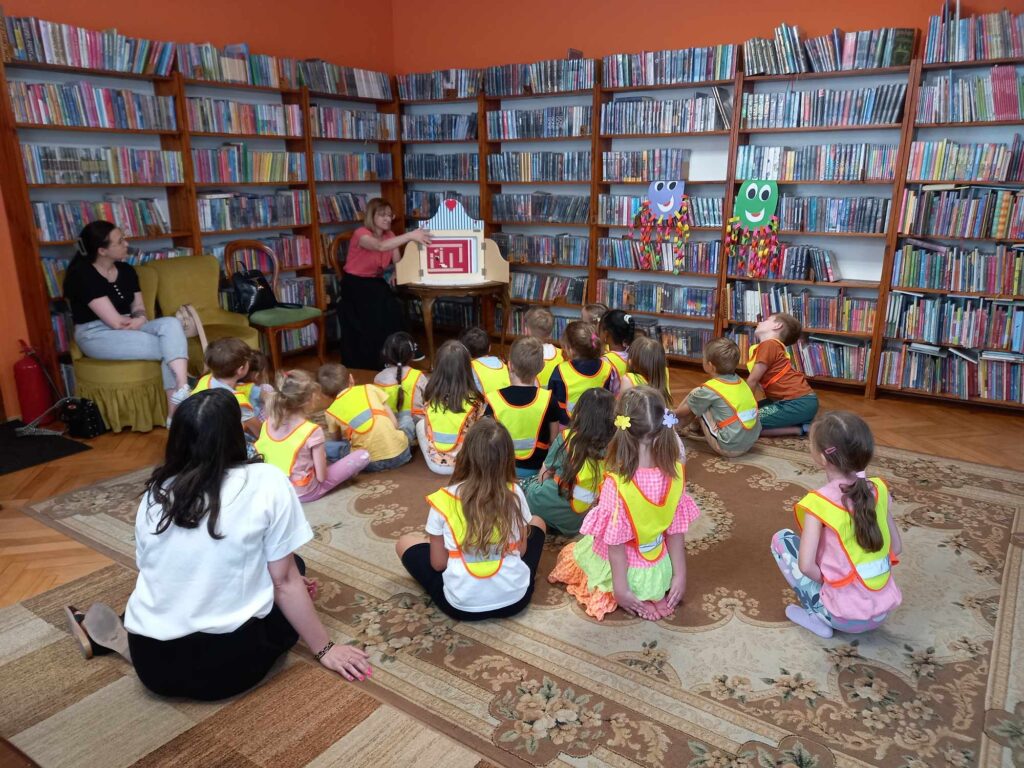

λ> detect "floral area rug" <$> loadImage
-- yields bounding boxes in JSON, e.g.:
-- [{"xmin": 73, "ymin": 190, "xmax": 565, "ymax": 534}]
[{"xmin": 8, "ymin": 439, "xmax": 1024, "ymax": 768}]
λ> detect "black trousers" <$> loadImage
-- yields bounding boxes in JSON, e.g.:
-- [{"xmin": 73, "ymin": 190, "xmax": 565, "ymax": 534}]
[
  {"xmin": 400, "ymin": 526, "xmax": 546, "ymax": 621},
  {"xmin": 339, "ymin": 274, "xmax": 406, "ymax": 370}
]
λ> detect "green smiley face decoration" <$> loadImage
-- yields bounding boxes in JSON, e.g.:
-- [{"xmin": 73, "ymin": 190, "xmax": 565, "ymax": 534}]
[{"xmin": 733, "ymin": 180, "xmax": 779, "ymax": 229}]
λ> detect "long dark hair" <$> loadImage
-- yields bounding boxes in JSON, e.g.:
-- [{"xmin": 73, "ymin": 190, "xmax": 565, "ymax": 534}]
[
  {"xmin": 556, "ymin": 388, "xmax": 615, "ymax": 503},
  {"xmin": 423, "ymin": 340, "xmax": 479, "ymax": 413},
  {"xmin": 601, "ymin": 309, "xmax": 636, "ymax": 348},
  {"xmin": 144, "ymin": 389, "xmax": 250, "ymax": 539},
  {"xmin": 810, "ymin": 411, "xmax": 881, "ymax": 551},
  {"xmin": 382, "ymin": 331, "xmax": 417, "ymax": 412},
  {"xmin": 71, "ymin": 220, "xmax": 118, "ymax": 266}
]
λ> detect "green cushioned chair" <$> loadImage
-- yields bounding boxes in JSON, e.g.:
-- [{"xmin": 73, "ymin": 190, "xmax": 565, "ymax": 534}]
[
  {"xmin": 68, "ymin": 263, "xmax": 167, "ymax": 433},
  {"xmin": 223, "ymin": 240, "xmax": 325, "ymax": 373},
  {"xmin": 148, "ymin": 254, "xmax": 260, "ymax": 375}
]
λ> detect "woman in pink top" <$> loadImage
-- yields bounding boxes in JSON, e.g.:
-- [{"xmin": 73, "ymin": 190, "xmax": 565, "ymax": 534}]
[{"xmin": 340, "ymin": 198, "xmax": 432, "ymax": 369}]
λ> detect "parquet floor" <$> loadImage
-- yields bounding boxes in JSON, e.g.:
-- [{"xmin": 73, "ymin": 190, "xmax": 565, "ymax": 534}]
[{"xmin": 1, "ymin": 363, "xmax": 1021, "ymax": 609}]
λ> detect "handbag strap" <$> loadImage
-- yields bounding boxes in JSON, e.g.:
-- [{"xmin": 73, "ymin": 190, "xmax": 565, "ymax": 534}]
[{"xmin": 184, "ymin": 304, "xmax": 209, "ymax": 353}]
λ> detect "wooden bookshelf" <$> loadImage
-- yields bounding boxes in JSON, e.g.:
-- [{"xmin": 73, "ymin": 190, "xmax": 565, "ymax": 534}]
[
  {"xmin": 738, "ymin": 123, "xmax": 903, "ymax": 134},
  {"xmin": 920, "ymin": 56, "xmax": 1024, "ymax": 71}
]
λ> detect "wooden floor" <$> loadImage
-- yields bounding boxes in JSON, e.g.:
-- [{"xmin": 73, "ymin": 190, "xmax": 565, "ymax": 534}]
[{"xmin": 1, "ymin": 363, "xmax": 1022, "ymax": 609}]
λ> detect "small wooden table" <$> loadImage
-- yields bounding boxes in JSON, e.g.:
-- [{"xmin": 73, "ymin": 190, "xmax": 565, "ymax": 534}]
[{"xmin": 402, "ymin": 281, "xmax": 511, "ymax": 369}]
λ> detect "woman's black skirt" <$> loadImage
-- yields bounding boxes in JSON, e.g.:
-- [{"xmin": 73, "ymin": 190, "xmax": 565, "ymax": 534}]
[{"xmin": 339, "ymin": 274, "xmax": 406, "ymax": 370}]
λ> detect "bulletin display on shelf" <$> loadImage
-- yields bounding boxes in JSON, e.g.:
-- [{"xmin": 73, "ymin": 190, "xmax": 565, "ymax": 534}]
[
  {"xmin": 396, "ymin": 199, "xmax": 509, "ymax": 286},
  {"xmin": 725, "ymin": 180, "xmax": 781, "ymax": 276},
  {"xmin": 625, "ymin": 180, "xmax": 692, "ymax": 273}
]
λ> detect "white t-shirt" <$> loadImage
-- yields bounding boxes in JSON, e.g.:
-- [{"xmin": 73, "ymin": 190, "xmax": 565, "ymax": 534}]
[
  {"xmin": 124, "ymin": 463, "xmax": 313, "ymax": 640},
  {"xmin": 427, "ymin": 482, "xmax": 533, "ymax": 613}
]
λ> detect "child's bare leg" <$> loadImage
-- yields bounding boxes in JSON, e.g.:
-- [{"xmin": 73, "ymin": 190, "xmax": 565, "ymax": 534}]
[{"xmin": 395, "ymin": 532, "xmax": 430, "ymax": 558}]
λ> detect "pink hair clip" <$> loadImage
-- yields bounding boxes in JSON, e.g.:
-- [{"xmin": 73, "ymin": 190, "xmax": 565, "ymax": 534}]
[
  {"xmin": 855, "ymin": 470, "xmax": 867, "ymax": 479},
  {"xmin": 590, "ymin": 332, "xmax": 600, "ymax": 344},
  {"xmin": 824, "ymin": 446, "xmax": 837, "ymax": 455}
]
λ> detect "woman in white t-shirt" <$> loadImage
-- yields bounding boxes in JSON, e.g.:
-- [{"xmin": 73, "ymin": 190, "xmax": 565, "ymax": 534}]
[
  {"xmin": 395, "ymin": 418, "xmax": 547, "ymax": 620},
  {"xmin": 64, "ymin": 389, "xmax": 371, "ymax": 700}
]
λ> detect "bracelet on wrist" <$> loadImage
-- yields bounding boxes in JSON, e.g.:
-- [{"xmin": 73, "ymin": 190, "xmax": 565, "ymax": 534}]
[
  {"xmin": 314, "ymin": 641, "xmax": 335, "ymax": 662},
  {"xmin": 130, "ymin": 310, "xmax": 146, "ymax": 319}
]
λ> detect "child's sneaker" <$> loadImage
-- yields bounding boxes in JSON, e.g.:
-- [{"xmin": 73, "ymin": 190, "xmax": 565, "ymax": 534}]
[{"xmin": 169, "ymin": 384, "xmax": 191, "ymax": 406}]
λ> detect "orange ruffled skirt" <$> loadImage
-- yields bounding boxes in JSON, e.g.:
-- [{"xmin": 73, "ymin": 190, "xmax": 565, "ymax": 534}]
[{"xmin": 548, "ymin": 541, "xmax": 619, "ymax": 621}]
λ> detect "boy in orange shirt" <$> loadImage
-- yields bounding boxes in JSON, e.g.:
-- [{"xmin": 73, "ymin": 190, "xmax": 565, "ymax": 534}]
[{"xmin": 746, "ymin": 312, "xmax": 818, "ymax": 437}]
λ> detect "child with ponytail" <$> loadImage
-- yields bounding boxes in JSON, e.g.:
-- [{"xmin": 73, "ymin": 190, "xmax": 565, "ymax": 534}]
[
  {"xmin": 772, "ymin": 411, "xmax": 903, "ymax": 638},
  {"xmin": 373, "ymin": 331, "xmax": 427, "ymax": 443},
  {"xmin": 547, "ymin": 320, "xmax": 614, "ymax": 425},
  {"xmin": 599, "ymin": 309, "xmax": 636, "ymax": 387},
  {"xmin": 616, "ymin": 336, "xmax": 671, "ymax": 404},
  {"xmin": 549, "ymin": 387, "xmax": 701, "ymax": 621}
]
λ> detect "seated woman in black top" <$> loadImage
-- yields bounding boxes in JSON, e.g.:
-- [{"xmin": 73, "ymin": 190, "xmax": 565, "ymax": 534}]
[{"xmin": 63, "ymin": 221, "xmax": 191, "ymax": 418}]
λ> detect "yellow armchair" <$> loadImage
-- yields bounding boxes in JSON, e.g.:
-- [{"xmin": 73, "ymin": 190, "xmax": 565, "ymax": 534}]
[{"xmin": 148, "ymin": 255, "xmax": 259, "ymax": 374}]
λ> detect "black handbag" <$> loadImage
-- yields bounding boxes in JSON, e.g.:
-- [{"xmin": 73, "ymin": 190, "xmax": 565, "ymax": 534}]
[
  {"xmin": 231, "ymin": 267, "xmax": 303, "ymax": 315},
  {"xmin": 61, "ymin": 398, "xmax": 106, "ymax": 439}
]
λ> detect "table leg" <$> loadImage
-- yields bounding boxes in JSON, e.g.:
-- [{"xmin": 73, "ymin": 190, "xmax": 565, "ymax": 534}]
[{"xmin": 421, "ymin": 295, "xmax": 436, "ymax": 371}]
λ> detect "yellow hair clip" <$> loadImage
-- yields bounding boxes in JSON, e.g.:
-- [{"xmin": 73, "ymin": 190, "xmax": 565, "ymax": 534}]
[{"xmin": 614, "ymin": 414, "xmax": 631, "ymax": 431}]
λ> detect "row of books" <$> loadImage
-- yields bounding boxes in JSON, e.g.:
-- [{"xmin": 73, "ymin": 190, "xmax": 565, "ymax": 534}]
[
  {"xmin": 739, "ymin": 83, "xmax": 906, "ymax": 129},
  {"xmin": 884, "ymin": 292, "xmax": 1024, "ymax": 352},
  {"xmin": 600, "ymin": 93, "xmax": 728, "ymax": 135},
  {"xmin": 494, "ymin": 233, "xmax": 589, "ymax": 266},
  {"xmin": 735, "ymin": 142, "xmax": 898, "ymax": 181},
  {"xmin": 273, "ymin": 325, "xmax": 319, "ymax": 354},
  {"xmin": 403, "ymin": 153, "xmax": 479, "ymax": 181},
  {"xmin": 21, "ymin": 144, "xmax": 184, "ymax": 184},
  {"xmin": 192, "ymin": 146, "xmax": 305, "ymax": 183},
  {"xmin": 793, "ymin": 336, "xmax": 871, "ymax": 381},
  {"xmin": 596, "ymin": 279, "xmax": 716, "ymax": 318},
  {"xmin": 408, "ymin": 297, "xmax": 480, "ymax": 328},
  {"xmin": 487, "ymin": 151, "xmax": 591, "ymax": 183},
  {"xmin": 196, "ymin": 190, "xmax": 310, "ymax": 232},
  {"xmin": 660, "ymin": 326, "xmax": 713, "ymax": 358},
  {"xmin": 916, "ymin": 65, "xmax": 1023, "ymax": 124},
  {"xmin": 8, "ymin": 81, "xmax": 177, "ymax": 131},
  {"xmin": 499, "ymin": 307, "xmax": 572, "ymax": 340},
  {"xmin": 601, "ymin": 149, "xmax": 691, "ymax": 183},
  {"xmin": 598, "ymin": 238, "xmax": 721, "ymax": 275},
  {"xmin": 406, "ymin": 191, "xmax": 480, "ymax": 219},
  {"xmin": 744, "ymin": 24, "xmax": 915, "ymax": 76},
  {"xmin": 401, "ymin": 113, "xmax": 477, "ymax": 142},
  {"xmin": 923, "ymin": 8, "xmax": 1024, "ymax": 65},
  {"xmin": 177, "ymin": 42, "xmax": 293, "ymax": 89},
  {"xmin": 209, "ymin": 235, "xmax": 313, "ymax": 270},
  {"xmin": 313, "ymin": 151, "xmax": 392, "ymax": 182},
  {"xmin": 483, "ymin": 59, "xmax": 594, "ymax": 97},
  {"xmin": 776, "ymin": 194, "xmax": 891, "ymax": 234},
  {"xmin": 898, "ymin": 187, "xmax": 1024, "ymax": 240},
  {"xmin": 397, "ymin": 69, "xmax": 482, "ymax": 101},
  {"xmin": 293, "ymin": 61, "xmax": 391, "ymax": 100},
  {"xmin": 276, "ymin": 276, "xmax": 317, "ymax": 306},
  {"xmin": 596, "ymin": 194, "xmax": 722, "ymax": 228},
  {"xmin": 186, "ymin": 98, "xmax": 303, "ymax": 137},
  {"xmin": 3, "ymin": 14, "xmax": 175, "ymax": 75},
  {"xmin": 485, "ymin": 106, "xmax": 592, "ymax": 140},
  {"xmin": 510, "ymin": 273, "xmax": 587, "ymax": 304},
  {"xmin": 316, "ymin": 191, "xmax": 367, "ymax": 223},
  {"xmin": 728, "ymin": 282, "xmax": 876, "ymax": 332},
  {"xmin": 909, "ymin": 135, "xmax": 1024, "ymax": 182},
  {"xmin": 727, "ymin": 244, "xmax": 843, "ymax": 282},
  {"xmin": 891, "ymin": 243, "xmax": 1023, "ymax": 296},
  {"xmin": 32, "ymin": 196, "xmax": 170, "ymax": 243},
  {"xmin": 492, "ymin": 193, "xmax": 589, "ymax": 223},
  {"xmin": 877, "ymin": 345, "xmax": 1023, "ymax": 404},
  {"xmin": 601, "ymin": 45, "xmax": 737, "ymax": 88},
  {"xmin": 51, "ymin": 309, "xmax": 72, "ymax": 355},
  {"xmin": 310, "ymin": 106, "xmax": 397, "ymax": 141}
]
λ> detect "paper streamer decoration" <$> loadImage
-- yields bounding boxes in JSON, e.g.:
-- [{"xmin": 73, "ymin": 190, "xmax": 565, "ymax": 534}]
[
  {"xmin": 726, "ymin": 180, "xmax": 780, "ymax": 277},
  {"xmin": 626, "ymin": 180, "xmax": 691, "ymax": 273}
]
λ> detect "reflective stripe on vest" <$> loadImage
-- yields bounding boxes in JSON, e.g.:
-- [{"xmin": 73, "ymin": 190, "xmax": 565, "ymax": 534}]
[
  {"xmin": 794, "ymin": 477, "xmax": 895, "ymax": 591},
  {"xmin": 557, "ymin": 359, "xmax": 613, "ymax": 414},
  {"xmin": 326, "ymin": 385, "xmax": 376, "ymax": 436},
  {"xmin": 254, "ymin": 420, "xmax": 319, "ymax": 487},
  {"xmin": 426, "ymin": 487, "xmax": 518, "ymax": 579},
  {"xmin": 603, "ymin": 350, "xmax": 628, "ymax": 378},
  {"xmin": 380, "ymin": 367, "xmax": 424, "ymax": 416},
  {"xmin": 703, "ymin": 377, "xmax": 759, "ymax": 430},
  {"xmin": 424, "ymin": 401, "xmax": 474, "ymax": 453},
  {"xmin": 538, "ymin": 345, "xmax": 564, "ymax": 388},
  {"xmin": 484, "ymin": 388, "xmax": 552, "ymax": 460},
  {"xmin": 471, "ymin": 357, "xmax": 511, "ymax": 395},
  {"xmin": 747, "ymin": 338, "xmax": 793, "ymax": 388},
  {"xmin": 552, "ymin": 430, "xmax": 604, "ymax": 514},
  {"xmin": 612, "ymin": 463, "xmax": 685, "ymax": 562}
]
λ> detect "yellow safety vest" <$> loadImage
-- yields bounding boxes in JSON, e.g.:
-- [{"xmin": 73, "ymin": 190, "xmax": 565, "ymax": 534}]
[
  {"xmin": 255, "ymin": 420, "xmax": 319, "ymax": 487},
  {"xmin": 379, "ymin": 367, "xmax": 424, "ymax": 417},
  {"xmin": 703, "ymin": 377, "xmax": 759, "ymax": 430},
  {"xmin": 603, "ymin": 350, "xmax": 629, "ymax": 378},
  {"xmin": 191, "ymin": 373, "xmax": 253, "ymax": 410},
  {"xmin": 537, "ymin": 344, "xmax": 564, "ymax": 388},
  {"xmin": 747, "ymin": 338, "xmax": 794, "ymax": 388},
  {"xmin": 424, "ymin": 400, "xmax": 474, "ymax": 453},
  {"xmin": 426, "ymin": 486, "xmax": 519, "ymax": 578},
  {"xmin": 471, "ymin": 357, "xmax": 511, "ymax": 395},
  {"xmin": 552, "ymin": 429, "xmax": 605, "ymax": 514},
  {"xmin": 556, "ymin": 359, "xmax": 613, "ymax": 415},
  {"xmin": 485, "ymin": 388, "xmax": 552, "ymax": 460},
  {"xmin": 326, "ymin": 385, "xmax": 381, "ymax": 438},
  {"xmin": 794, "ymin": 478, "xmax": 896, "ymax": 591},
  {"xmin": 624, "ymin": 371, "xmax": 647, "ymax": 387},
  {"xmin": 611, "ymin": 462, "xmax": 685, "ymax": 562}
]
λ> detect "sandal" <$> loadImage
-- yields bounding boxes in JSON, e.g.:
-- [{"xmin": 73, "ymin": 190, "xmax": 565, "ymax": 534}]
[
  {"xmin": 64, "ymin": 604, "xmax": 131, "ymax": 662},
  {"xmin": 64, "ymin": 606, "xmax": 94, "ymax": 660}
]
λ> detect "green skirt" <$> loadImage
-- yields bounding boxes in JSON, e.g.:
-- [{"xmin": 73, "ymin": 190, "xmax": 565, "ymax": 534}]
[{"xmin": 573, "ymin": 535, "xmax": 673, "ymax": 601}]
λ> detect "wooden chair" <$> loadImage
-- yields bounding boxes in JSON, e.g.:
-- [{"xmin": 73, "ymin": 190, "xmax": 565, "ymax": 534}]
[
  {"xmin": 223, "ymin": 240, "xmax": 325, "ymax": 373},
  {"xmin": 327, "ymin": 231, "xmax": 353, "ymax": 281}
]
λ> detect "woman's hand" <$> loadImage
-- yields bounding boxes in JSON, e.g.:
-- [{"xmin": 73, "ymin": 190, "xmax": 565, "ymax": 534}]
[
  {"xmin": 125, "ymin": 316, "xmax": 147, "ymax": 331},
  {"xmin": 320, "ymin": 643, "xmax": 372, "ymax": 681},
  {"xmin": 410, "ymin": 228, "xmax": 432, "ymax": 245}
]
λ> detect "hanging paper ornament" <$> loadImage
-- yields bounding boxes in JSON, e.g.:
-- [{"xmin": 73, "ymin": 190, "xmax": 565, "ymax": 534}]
[
  {"xmin": 726, "ymin": 180, "xmax": 780, "ymax": 277},
  {"xmin": 625, "ymin": 180, "xmax": 691, "ymax": 274}
]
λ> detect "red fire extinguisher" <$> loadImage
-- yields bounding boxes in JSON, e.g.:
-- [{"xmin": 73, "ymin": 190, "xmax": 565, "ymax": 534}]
[{"xmin": 14, "ymin": 340, "xmax": 56, "ymax": 425}]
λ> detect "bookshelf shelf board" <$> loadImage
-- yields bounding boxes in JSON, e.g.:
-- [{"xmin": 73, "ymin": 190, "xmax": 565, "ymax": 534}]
[
  {"xmin": 490, "ymin": 220, "xmax": 590, "ymax": 228},
  {"xmin": 26, "ymin": 182, "xmax": 185, "ymax": 189},
  {"xmin": 889, "ymin": 285, "xmax": 1024, "ymax": 300},
  {"xmin": 744, "ymin": 66, "xmax": 912, "ymax": 83},
  {"xmin": 508, "ymin": 261, "xmax": 589, "ymax": 270},
  {"xmin": 727, "ymin": 275, "xmax": 881, "ymax": 289},
  {"xmin": 189, "ymin": 131, "xmax": 304, "ymax": 140},
  {"xmin": 915, "ymin": 119, "xmax": 1024, "ymax": 129},
  {"xmin": 883, "ymin": 336, "xmax": 1021, "ymax": 355},
  {"xmin": 194, "ymin": 180, "xmax": 308, "ymax": 187},
  {"xmin": 601, "ymin": 130, "xmax": 731, "ymax": 139},
  {"xmin": 314, "ymin": 178, "xmax": 393, "ymax": 184},
  {"xmin": 399, "ymin": 96, "xmax": 478, "ymax": 106},
  {"xmin": 601, "ymin": 179, "xmax": 728, "ymax": 186},
  {"xmin": 404, "ymin": 178, "xmax": 479, "ymax": 184},
  {"xmin": 312, "ymin": 135, "xmax": 398, "ymax": 144},
  {"xmin": 183, "ymin": 77, "xmax": 298, "ymax": 94},
  {"xmin": 15, "ymin": 123, "xmax": 179, "ymax": 135},
  {"xmin": 601, "ymin": 267, "xmax": 719, "ymax": 279},
  {"xmin": 627, "ymin": 309, "xmax": 715, "ymax": 322},
  {"xmin": 776, "ymin": 230, "xmax": 887, "ymax": 239},
  {"xmin": 597, "ymin": 224, "xmax": 721, "ymax": 232},
  {"xmin": 489, "ymin": 179, "xmax": 592, "ymax": 186},
  {"xmin": 400, "ymin": 137, "xmax": 476, "ymax": 144},
  {"xmin": 727, "ymin": 320, "xmax": 874, "ymax": 339},
  {"xmin": 806, "ymin": 374, "xmax": 867, "ymax": 386},
  {"xmin": 876, "ymin": 384, "xmax": 1024, "ymax": 410},
  {"xmin": 666, "ymin": 353, "xmax": 704, "ymax": 364},
  {"xmin": 40, "ymin": 230, "xmax": 192, "ymax": 246},
  {"xmin": 318, "ymin": 219, "xmax": 363, "ymax": 227},
  {"xmin": 509, "ymin": 297, "xmax": 584, "ymax": 308},
  {"xmin": 5, "ymin": 60, "xmax": 171, "ymax": 81},
  {"xmin": 905, "ymin": 179, "xmax": 1024, "ymax": 187},
  {"xmin": 601, "ymin": 78, "xmax": 735, "ymax": 93},
  {"xmin": 306, "ymin": 91, "xmax": 393, "ymax": 104},
  {"xmin": 486, "ymin": 88, "xmax": 595, "ymax": 100},
  {"xmin": 486, "ymin": 134, "xmax": 592, "ymax": 144},
  {"xmin": 897, "ymin": 232, "xmax": 1023, "ymax": 244},
  {"xmin": 921, "ymin": 57, "xmax": 1024, "ymax": 71},
  {"xmin": 200, "ymin": 223, "xmax": 311, "ymax": 236},
  {"xmin": 739, "ymin": 123, "xmax": 902, "ymax": 134},
  {"xmin": 732, "ymin": 178, "xmax": 895, "ymax": 186}
]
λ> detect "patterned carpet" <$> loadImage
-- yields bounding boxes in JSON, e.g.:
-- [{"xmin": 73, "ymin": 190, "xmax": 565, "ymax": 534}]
[{"xmin": 4, "ymin": 438, "xmax": 1023, "ymax": 767}]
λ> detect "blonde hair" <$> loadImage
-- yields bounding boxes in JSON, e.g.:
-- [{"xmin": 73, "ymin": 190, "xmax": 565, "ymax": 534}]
[
  {"xmin": 771, "ymin": 312, "xmax": 802, "ymax": 346},
  {"xmin": 509, "ymin": 336, "xmax": 543, "ymax": 381},
  {"xmin": 524, "ymin": 307, "xmax": 554, "ymax": 340},
  {"xmin": 451, "ymin": 418, "xmax": 526, "ymax": 552},
  {"xmin": 363, "ymin": 197, "xmax": 394, "ymax": 231},
  {"xmin": 582, "ymin": 302, "xmax": 608, "ymax": 324},
  {"xmin": 267, "ymin": 369, "xmax": 317, "ymax": 426},
  {"xmin": 704, "ymin": 337, "xmax": 740, "ymax": 374},
  {"xmin": 606, "ymin": 386, "xmax": 679, "ymax": 480},
  {"xmin": 627, "ymin": 337, "xmax": 670, "ymax": 404},
  {"xmin": 317, "ymin": 363, "xmax": 350, "ymax": 399}
]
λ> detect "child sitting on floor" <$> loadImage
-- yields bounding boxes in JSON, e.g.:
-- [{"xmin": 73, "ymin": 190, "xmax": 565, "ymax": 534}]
[
  {"xmin": 191, "ymin": 338, "xmax": 260, "ymax": 437},
  {"xmin": 746, "ymin": 313, "xmax": 818, "ymax": 436},
  {"xmin": 417, "ymin": 340, "xmax": 485, "ymax": 475},
  {"xmin": 581, "ymin": 302, "xmax": 609, "ymax": 325},
  {"xmin": 600, "ymin": 309, "xmax": 636, "ymax": 386},
  {"xmin": 237, "ymin": 350, "xmax": 271, "ymax": 419},
  {"xmin": 523, "ymin": 307, "xmax": 563, "ymax": 387},
  {"xmin": 548, "ymin": 321, "xmax": 614, "ymax": 425},
  {"xmin": 373, "ymin": 331, "xmax": 427, "ymax": 444},
  {"xmin": 617, "ymin": 336, "xmax": 672, "ymax": 404},
  {"xmin": 461, "ymin": 326, "xmax": 510, "ymax": 396}
]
